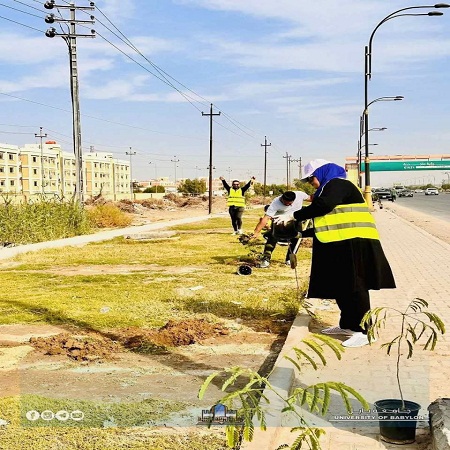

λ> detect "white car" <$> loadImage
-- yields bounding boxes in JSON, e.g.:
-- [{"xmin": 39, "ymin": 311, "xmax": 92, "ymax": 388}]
[{"xmin": 425, "ymin": 188, "xmax": 439, "ymax": 195}]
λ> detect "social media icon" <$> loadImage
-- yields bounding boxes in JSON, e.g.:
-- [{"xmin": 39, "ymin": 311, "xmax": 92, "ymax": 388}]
[
  {"xmin": 55, "ymin": 410, "xmax": 70, "ymax": 421},
  {"xmin": 70, "ymin": 410, "xmax": 84, "ymax": 421},
  {"xmin": 40, "ymin": 410, "xmax": 54, "ymax": 421},
  {"xmin": 25, "ymin": 410, "xmax": 40, "ymax": 421}
]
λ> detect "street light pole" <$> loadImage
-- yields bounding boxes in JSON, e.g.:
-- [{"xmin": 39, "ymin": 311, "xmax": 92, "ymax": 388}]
[
  {"xmin": 363, "ymin": 3, "xmax": 448, "ymax": 206},
  {"xmin": 358, "ymin": 127, "xmax": 386, "ymax": 187},
  {"xmin": 363, "ymin": 96, "xmax": 402, "ymax": 202}
]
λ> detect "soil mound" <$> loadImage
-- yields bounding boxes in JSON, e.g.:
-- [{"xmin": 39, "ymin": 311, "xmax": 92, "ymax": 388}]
[
  {"xmin": 29, "ymin": 333, "xmax": 121, "ymax": 361},
  {"xmin": 115, "ymin": 319, "xmax": 229, "ymax": 350}
]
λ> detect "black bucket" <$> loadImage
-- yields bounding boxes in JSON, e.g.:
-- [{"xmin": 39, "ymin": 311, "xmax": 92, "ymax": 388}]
[
  {"xmin": 374, "ymin": 399, "xmax": 421, "ymax": 444},
  {"xmin": 237, "ymin": 264, "xmax": 252, "ymax": 276}
]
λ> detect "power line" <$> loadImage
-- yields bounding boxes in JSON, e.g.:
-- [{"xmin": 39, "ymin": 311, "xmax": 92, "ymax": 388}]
[
  {"xmin": 0, "ymin": 91, "xmax": 206, "ymax": 140},
  {"xmin": 0, "ymin": 1, "xmax": 43, "ymax": 18},
  {"xmin": 0, "ymin": 13, "xmax": 44, "ymax": 32},
  {"xmin": 12, "ymin": 0, "xmax": 46, "ymax": 14}
]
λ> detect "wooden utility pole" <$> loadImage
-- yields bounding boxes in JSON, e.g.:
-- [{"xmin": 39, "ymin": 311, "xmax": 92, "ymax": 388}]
[{"xmin": 202, "ymin": 104, "xmax": 221, "ymax": 214}]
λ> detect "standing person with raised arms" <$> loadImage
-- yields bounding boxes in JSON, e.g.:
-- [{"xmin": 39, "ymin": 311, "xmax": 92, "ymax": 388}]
[
  {"xmin": 288, "ymin": 159, "xmax": 396, "ymax": 347},
  {"xmin": 220, "ymin": 176, "xmax": 255, "ymax": 235}
]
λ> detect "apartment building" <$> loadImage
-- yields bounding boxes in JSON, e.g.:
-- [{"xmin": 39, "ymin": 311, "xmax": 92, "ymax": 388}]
[{"xmin": 0, "ymin": 141, "xmax": 131, "ymax": 200}]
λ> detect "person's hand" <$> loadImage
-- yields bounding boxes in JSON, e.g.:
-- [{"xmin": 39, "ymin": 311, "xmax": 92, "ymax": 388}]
[
  {"xmin": 251, "ymin": 176, "xmax": 256, "ymax": 180},
  {"xmin": 249, "ymin": 232, "xmax": 259, "ymax": 240},
  {"xmin": 273, "ymin": 214, "xmax": 294, "ymax": 225},
  {"xmin": 219, "ymin": 176, "xmax": 225, "ymax": 181}
]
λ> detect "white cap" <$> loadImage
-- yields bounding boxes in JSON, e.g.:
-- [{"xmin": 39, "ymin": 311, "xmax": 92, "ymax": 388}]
[{"xmin": 301, "ymin": 159, "xmax": 332, "ymax": 180}]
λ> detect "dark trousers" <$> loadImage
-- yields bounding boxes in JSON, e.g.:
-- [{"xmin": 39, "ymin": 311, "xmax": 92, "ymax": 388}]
[
  {"xmin": 263, "ymin": 232, "xmax": 299, "ymax": 263},
  {"xmin": 335, "ymin": 290, "xmax": 371, "ymax": 333},
  {"xmin": 229, "ymin": 206, "xmax": 245, "ymax": 231}
]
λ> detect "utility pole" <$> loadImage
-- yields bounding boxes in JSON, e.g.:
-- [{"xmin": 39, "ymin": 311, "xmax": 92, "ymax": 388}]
[
  {"xmin": 44, "ymin": 0, "xmax": 95, "ymax": 205},
  {"xmin": 290, "ymin": 158, "xmax": 302, "ymax": 184},
  {"xmin": 35, "ymin": 127, "xmax": 47, "ymax": 195},
  {"xmin": 227, "ymin": 167, "xmax": 232, "ymax": 180},
  {"xmin": 261, "ymin": 136, "xmax": 271, "ymax": 200},
  {"xmin": 202, "ymin": 103, "xmax": 221, "ymax": 214},
  {"xmin": 283, "ymin": 152, "xmax": 292, "ymax": 189},
  {"xmin": 126, "ymin": 148, "xmax": 136, "ymax": 200},
  {"xmin": 171, "ymin": 156, "xmax": 180, "ymax": 191}
]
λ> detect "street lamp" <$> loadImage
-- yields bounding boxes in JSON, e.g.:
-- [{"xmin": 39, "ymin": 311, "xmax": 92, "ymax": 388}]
[
  {"xmin": 357, "ymin": 126, "xmax": 387, "ymax": 187},
  {"xmin": 357, "ymin": 143, "xmax": 379, "ymax": 188},
  {"xmin": 363, "ymin": 3, "xmax": 448, "ymax": 206}
]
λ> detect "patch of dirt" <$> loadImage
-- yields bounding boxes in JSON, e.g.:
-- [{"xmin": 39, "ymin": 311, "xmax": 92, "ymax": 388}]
[
  {"xmin": 0, "ymin": 317, "xmax": 291, "ymax": 408},
  {"xmin": 40, "ymin": 264, "xmax": 207, "ymax": 276},
  {"xmin": 113, "ymin": 319, "xmax": 230, "ymax": 350},
  {"xmin": 29, "ymin": 333, "xmax": 121, "ymax": 361}
]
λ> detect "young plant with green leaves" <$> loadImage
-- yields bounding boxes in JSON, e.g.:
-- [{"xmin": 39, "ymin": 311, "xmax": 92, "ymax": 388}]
[
  {"xmin": 199, "ymin": 333, "xmax": 368, "ymax": 450},
  {"xmin": 362, "ymin": 298, "xmax": 445, "ymax": 410}
]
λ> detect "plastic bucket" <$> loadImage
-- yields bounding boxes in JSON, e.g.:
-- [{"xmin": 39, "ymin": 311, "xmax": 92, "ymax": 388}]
[
  {"xmin": 375, "ymin": 399, "xmax": 421, "ymax": 444},
  {"xmin": 237, "ymin": 264, "xmax": 252, "ymax": 276}
]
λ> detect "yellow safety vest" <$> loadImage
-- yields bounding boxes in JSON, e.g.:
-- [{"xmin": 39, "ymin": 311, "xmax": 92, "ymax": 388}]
[
  {"xmin": 227, "ymin": 188, "xmax": 246, "ymax": 207},
  {"xmin": 314, "ymin": 203, "xmax": 380, "ymax": 243}
]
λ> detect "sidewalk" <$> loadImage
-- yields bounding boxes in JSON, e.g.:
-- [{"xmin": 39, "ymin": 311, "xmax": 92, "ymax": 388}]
[{"xmin": 244, "ymin": 207, "xmax": 450, "ymax": 450}]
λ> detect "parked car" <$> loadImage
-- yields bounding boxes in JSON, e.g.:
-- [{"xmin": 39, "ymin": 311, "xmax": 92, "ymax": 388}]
[
  {"xmin": 425, "ymin": 188, "xmax": 439, "ymax": 195},
  {"xmin": 398, "ymin": 189, "xmax": 413, "ymax": 197},
  {"xmin": 414, "ymin": 189, "xmax": 424, "ymax": 193},
  {"xmin": 374, "ymin": 188, "xmax": 394, "ymax": 200}
]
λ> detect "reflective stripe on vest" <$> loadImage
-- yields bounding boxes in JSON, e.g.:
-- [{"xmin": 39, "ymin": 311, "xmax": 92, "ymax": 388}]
[
  {"xmin": 227, "ymin": 188, "xmax": 245, "ymax": 207},
  {"xmin": 314, "ymin": 203, "xmax": 380, "ymax": 243}
]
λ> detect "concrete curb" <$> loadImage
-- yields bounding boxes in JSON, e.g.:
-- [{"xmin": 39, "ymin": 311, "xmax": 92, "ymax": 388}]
[{"xmin": 241, "ymin": 311, "xmax": 316, "ymax": 450}]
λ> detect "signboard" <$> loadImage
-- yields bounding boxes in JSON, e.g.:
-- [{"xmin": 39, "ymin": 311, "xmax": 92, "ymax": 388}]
[{"xmin": 360, "ymin": 160, "xmax": 450, "ymax": 172}]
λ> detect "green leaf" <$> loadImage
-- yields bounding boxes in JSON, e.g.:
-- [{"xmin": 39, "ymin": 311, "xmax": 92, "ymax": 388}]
[
  {"xmin": 406, "ymin": 340, "xmax": 413, "ymax": 358},
  {"xmin": 293, "ymin": 348, "xmax": 318, "ymax": 370},
  {"xmin": 303, "ymin": 339, "xmax": 327, "ymax": 366},
  {"xmin": 198, "ymin": 371, "xmax": 221, "ymax": 399},
  {"xmin": 310, "ymin": 333, "xmax": 345, "ymax": 360}
]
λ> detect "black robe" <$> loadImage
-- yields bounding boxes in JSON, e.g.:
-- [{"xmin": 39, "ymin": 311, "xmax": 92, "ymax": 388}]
[{"xmin": 293, "ymin": 178, "xmax": 396, "ymax": 299}]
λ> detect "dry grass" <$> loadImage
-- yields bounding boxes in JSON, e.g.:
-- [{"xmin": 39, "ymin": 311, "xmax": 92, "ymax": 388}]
[{"xmin": 87, "ymin": 204, "xmax": 133, "ymax": 228}]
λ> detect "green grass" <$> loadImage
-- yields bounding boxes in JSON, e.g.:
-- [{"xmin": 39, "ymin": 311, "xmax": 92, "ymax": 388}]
[
  {"xmin": 0, "ymin": 397, "xmax": 227, "ymax": 450},
  {"xmin": 0, "ymin": 212, "xmax": 310, "ymax": 330},
  {"xmin": 0, "ymin": 210, "xmax": 310, "ymax": 449}
]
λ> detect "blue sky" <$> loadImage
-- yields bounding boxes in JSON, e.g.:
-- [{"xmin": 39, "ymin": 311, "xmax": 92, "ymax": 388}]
[{"xmin": 1, "ymin": 0, "xmax": 450, "ymax": 187}]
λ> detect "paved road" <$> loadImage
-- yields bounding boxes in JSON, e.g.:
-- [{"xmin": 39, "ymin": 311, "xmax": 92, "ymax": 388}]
[{"xmin": 395, "ymin": 192, "xmax": 450, "ymax": 221}]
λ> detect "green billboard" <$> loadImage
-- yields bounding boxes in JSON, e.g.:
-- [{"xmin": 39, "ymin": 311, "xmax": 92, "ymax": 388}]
[{"xmin": 360, "ymin": 160, "xmax": 450, "ymax": 172}]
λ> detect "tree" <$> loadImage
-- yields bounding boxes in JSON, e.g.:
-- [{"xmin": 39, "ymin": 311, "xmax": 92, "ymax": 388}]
[
  {"xmin": 293, "ymin": 179, "xmax": 316, "ymax": 196},
  {"xmin": 143, "ymin": 186, "xmax": 165, "ymax": 193},
  {"xmin": 178, "ymin": 178, "xmax": 206, "ymax": 195},
  {"xmin": 252, "ymin": 182, "xmax": 286, "ymax": 197}
]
